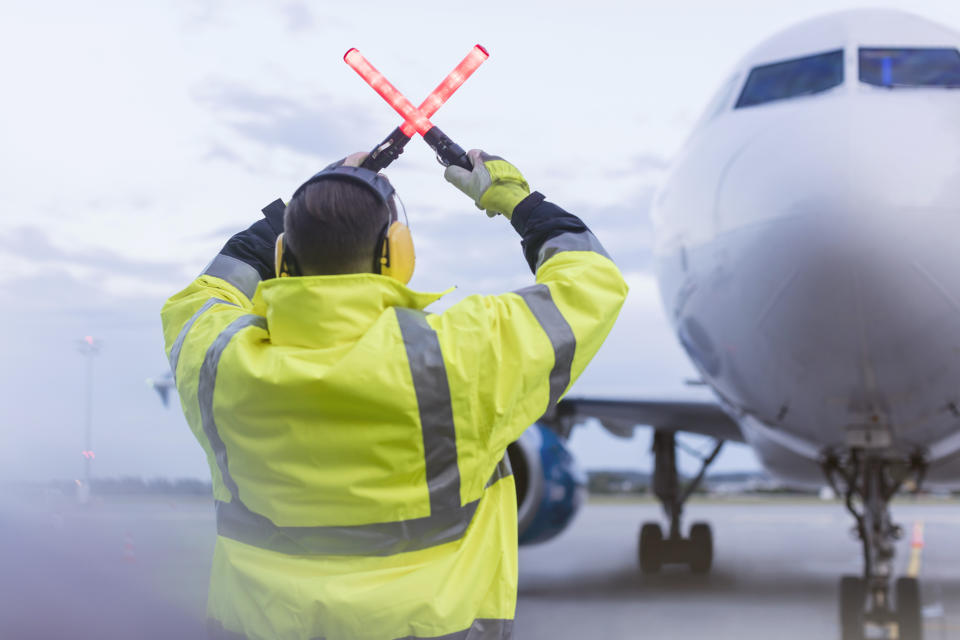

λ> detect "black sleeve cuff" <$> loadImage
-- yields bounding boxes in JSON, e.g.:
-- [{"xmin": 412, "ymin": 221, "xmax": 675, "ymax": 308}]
[
  {"xmin": 219, "ymin": 218, "xmax": 279, "ymax": 282},
  {"xmin": 509, "ymin": 191, "xmax": 591, "ymax": 273},
  {"xmin": 510, "ymin": 191, "xmax": 546, "ymax": 235}
]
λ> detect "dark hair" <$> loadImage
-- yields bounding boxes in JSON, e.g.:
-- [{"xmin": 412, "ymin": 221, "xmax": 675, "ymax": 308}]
[{"xmin": 283, "ymin": 178, "xmax": 392, "ymax": 276}]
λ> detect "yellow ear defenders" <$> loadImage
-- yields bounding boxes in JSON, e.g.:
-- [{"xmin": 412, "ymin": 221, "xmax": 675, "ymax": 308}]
[
  {"xmin": 375, "ymin": 217, "xmax": 415, "ymax": 284},
  {"xmin": 274, "ymin": 233, "xmax": 301, "ymax": 279},
  {"xmin": 278, "ymin": 165, "xmax": 415, "ymax": 284}
]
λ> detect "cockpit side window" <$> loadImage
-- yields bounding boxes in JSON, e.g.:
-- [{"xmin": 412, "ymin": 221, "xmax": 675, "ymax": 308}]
[
  {"xmin": 859, "ymin": 48, "xmax": 960, "ymax": 88},
  {"xmin": 735, "ymin": 50, "xmax": 845, "ymax": 109}
]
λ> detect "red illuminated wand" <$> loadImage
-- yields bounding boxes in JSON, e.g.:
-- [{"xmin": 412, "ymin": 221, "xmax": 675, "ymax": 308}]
[{"xmin": 344, "ymin": 46, "xmax": 488, "ymax": 171}]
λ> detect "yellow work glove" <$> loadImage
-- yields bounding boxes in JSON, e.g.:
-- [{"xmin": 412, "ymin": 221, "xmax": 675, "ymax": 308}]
[{"xmin": 443, "ymin": 149, "xmax": 530, "ymax": 219}]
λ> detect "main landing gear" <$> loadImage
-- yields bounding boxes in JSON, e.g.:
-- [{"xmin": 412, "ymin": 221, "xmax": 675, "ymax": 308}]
[
  {"xmin": 638, "ymin": 430, "xmax": 723, "ymax": 574},
  {"xmin": 823, "ymin": 452, "xmax": 927, "ymax": 640}
]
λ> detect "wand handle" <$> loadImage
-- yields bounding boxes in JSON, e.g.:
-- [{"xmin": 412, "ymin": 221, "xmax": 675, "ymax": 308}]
[
  {"xmin": 361, "ymin": 127, "xmax": 412, "ymax": 172},
  {"xmin": 423, "ymin": 127, "xmax": 472, "ymax": 171}
]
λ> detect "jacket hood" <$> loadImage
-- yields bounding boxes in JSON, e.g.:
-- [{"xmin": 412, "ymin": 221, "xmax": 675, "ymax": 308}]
[{"xmin": 252, "ymin": 274, "xmax": 451, "ymax": 349}]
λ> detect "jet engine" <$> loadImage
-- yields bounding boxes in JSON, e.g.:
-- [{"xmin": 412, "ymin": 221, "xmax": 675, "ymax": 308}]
[{"xmin": 506, "ymin": 422, "xmax": 586, "ymax": 545}]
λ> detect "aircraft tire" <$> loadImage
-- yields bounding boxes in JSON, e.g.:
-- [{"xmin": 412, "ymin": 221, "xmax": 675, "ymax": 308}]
[
  {"xmin": 638, "ymin": 522, "xmax": 663, "ymax": 573},
  {"xmin": 896, "ymin": 577, "xmax": 922, "ymax": 640},
  {"xmin": 688, "ymin": 522, "xmax": 713, "ymax": 574},
  {"xmin": 839, "ymin": 575, "xmax": 865, "ymax": 640}
]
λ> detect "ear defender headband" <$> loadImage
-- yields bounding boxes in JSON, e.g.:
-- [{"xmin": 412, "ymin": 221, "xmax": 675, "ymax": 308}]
[{"xmin": 276, "ymin": 165, "xmax": 415, "ymax": 284}]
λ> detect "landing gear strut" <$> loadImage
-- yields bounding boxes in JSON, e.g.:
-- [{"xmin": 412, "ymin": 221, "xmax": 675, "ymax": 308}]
[
  {"xmin": 638, "ymin": 430, "xmax": 723, "ymax": 574},
  {"xmin": 823, "ymin": 452, "xmax": 926, "ymax": 640}
]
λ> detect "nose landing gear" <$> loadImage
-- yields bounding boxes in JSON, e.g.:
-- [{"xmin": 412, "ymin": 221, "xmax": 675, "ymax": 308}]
[
  {"xmin": 824, "ymin": 452, "xmax": 926, "ymax": 640},
  {"xmin": 638, "ymin": 430, "xmax": 723, "ymax": 574}
]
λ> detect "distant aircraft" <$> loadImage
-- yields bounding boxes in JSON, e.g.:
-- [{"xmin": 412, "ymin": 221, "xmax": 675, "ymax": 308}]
[
  {"xmin": 147, "ymin": 372, "xmax": 175, "ymax": 408},
  {"xmin": 507, "ymin": 9, "xmax": 960, "ymax": 640}
]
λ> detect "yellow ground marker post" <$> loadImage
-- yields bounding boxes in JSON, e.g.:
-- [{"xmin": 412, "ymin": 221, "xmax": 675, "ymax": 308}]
[
  {"xmin": 889, "ymin": 521, "xmax": 925, "ymax": 640},
  {"xmin": 907, "ymin": 520, "xmax": 925, "ymax": 578}
]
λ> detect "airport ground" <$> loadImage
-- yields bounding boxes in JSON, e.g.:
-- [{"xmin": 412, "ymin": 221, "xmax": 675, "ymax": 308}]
[{"xmin": 1, "ymin": 491, "xmax": 958, "ymax": 639}]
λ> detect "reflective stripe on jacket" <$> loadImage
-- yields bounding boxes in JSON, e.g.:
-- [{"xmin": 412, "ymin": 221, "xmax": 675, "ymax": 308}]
[{"xmin": 161, "ymin": 226, "xmax": 627, "ymax": 640}]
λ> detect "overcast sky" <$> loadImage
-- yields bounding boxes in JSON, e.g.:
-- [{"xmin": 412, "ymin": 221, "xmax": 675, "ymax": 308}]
[{"xmin": 3, "ymin": 0, "xmax": 960, "ymax": 483}]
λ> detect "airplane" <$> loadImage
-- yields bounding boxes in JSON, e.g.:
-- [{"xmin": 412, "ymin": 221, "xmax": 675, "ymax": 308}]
[
  {"xmin": 502, "ymin": 8, "xmax": 960, "ymax": 640},
  {"xmin": 147, "ymin": 371, "xmax": 175, "ymax": 408}
]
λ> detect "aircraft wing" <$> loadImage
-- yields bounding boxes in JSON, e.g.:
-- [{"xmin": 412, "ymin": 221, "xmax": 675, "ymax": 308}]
[{"xmin": 544, "ymin": 397, "xmax": 745, "ymax": 443}]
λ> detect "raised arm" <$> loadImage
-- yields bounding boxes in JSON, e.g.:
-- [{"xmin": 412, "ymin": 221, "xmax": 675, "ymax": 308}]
[{"xmin": 435, "ymin": 150, "xmax": 628, "ymax": 465}]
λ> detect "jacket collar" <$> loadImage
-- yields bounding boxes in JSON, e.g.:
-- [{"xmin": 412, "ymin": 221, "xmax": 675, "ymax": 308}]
[{"xmin": 252, "ymin": 274, "xmax": 451, "ymax": 348}]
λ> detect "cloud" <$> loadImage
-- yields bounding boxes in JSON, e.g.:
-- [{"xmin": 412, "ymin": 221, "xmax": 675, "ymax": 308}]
[
  {"xmin": 0, "ymin": 227, "xmax": 187, "ymax": 284},
  {"xmin": 179, "ymin": 0, "xmax": 229, "ymax": 31},
  {"xmin": 202, "ymin": 142, "xmax": 247, "ymax": 167},
  {"xmin": 583, "ymin": 187, "xmax": 658, "ymax": 273},
  {"xmin": 281, "ymin": 2, "xmax": 313, "ymax": 32},
  {"xmin": 84, "ymin": 193, "xmax": 157, "ymax": 212},
  {"xmin": 194, "ymin": 80, "xmax": 376, "ymax": 157},
  {"xmin": 193, "ymin": 222, "xmax": 247, "ymax": 242},
  {"xmin": 0, "ymin": 264, "xmax": 167, "ymax": 317}
]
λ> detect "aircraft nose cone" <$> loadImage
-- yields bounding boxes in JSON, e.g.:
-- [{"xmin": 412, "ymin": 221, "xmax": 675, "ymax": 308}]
[{"xmin": 709, "ymin": 95, "xmax": 960, "ymax": 445}]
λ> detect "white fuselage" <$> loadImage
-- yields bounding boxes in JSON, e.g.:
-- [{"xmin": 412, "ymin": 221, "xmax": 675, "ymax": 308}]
[{"xmin": 652, "ymin": 18, "xmax": 960, "ymax": 484}]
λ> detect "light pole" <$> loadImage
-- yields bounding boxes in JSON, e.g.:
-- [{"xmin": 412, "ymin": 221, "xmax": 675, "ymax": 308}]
[{"xmin": 77, "ymin": 336, "xmax": 101, "ymax": 502}]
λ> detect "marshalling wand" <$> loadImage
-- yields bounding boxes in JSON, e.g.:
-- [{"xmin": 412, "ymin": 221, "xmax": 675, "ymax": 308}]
[{"xmin": 344, "ymin": 46, "xmax": 488, "ymax": 171}]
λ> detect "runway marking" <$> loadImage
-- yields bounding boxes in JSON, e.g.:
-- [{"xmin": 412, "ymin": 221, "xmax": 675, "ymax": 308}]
[{"xmin": 907, "ymin": 520, "xmax": 924, "ymax": 579}]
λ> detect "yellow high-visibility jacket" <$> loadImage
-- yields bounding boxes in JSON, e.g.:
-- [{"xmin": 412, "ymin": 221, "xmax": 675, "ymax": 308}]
[{"xmin": 161, "ymin": 202, "xmax": 627, "ymax": 640}]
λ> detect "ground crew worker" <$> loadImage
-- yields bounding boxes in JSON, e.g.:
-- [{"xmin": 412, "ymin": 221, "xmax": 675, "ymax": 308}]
[{"xmin": 161, "ymin": 149, "xmax": 627, "ymax": 640}]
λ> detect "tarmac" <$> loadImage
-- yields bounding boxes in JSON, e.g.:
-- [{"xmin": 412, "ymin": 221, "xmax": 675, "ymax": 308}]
[
  {"xmin": 516, "ymin": 497, "xmax": 960, "ymax": 640},
  {"xmin": 1, "ymin": 491, "xmax": 957, "ymax": 639}
]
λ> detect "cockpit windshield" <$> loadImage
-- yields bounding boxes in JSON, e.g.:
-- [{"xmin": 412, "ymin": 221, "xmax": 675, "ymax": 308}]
[
  {"xmin": 859, "ymin": 48, "xmax": 960, "ymax": 88},
  {"xmin": 735, "ymin": 50, "xmax": 844, "ymax": 109}
]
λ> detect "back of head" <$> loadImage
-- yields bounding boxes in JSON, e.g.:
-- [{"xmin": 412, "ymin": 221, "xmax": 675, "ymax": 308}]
[{"xmin": 283, "ymin": 178, "xmax": 392, "ymax": 276}]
